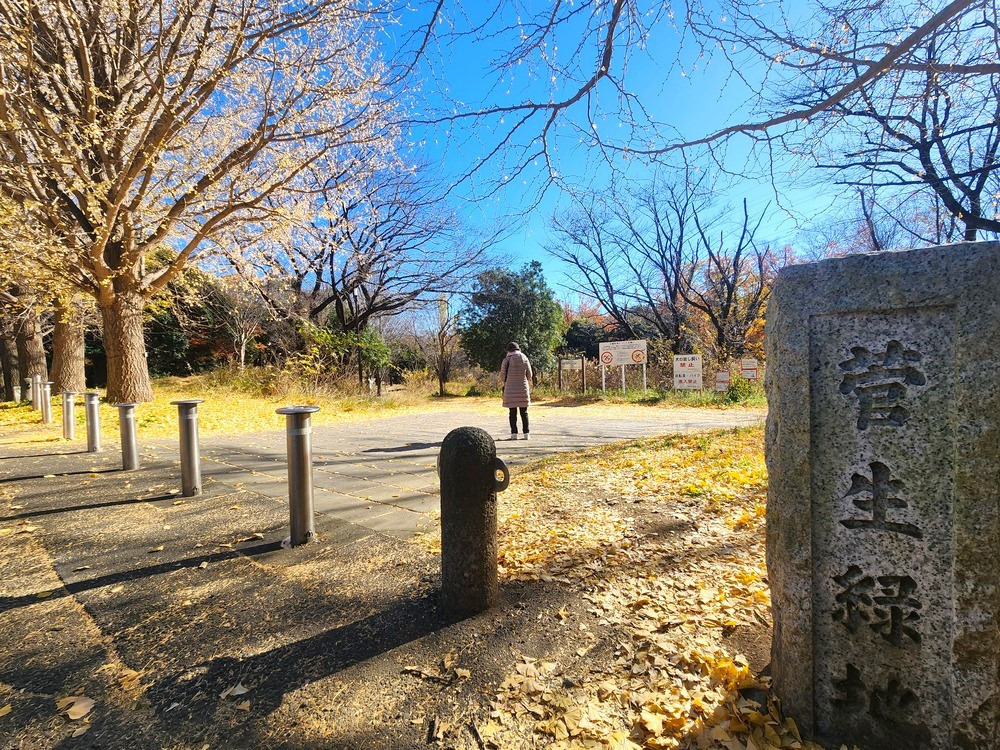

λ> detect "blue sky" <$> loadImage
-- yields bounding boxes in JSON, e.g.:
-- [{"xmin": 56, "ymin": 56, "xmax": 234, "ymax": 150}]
[{"xmin": 392, "ymin": 1, "xmax": 845, "ymax": 298}]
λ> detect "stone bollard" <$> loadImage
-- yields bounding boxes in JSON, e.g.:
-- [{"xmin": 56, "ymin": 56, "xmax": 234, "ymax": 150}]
[
  {"xmin": 83, "ymin": 392, "xmax": 101, "ymax": 452},
  {"xmin": 276, "ymin": 406, "xmax": 319, "ymax": 547},
  {"xmin": 438, "ymin": 427, "xmax": 509, "ymax": 615},
  {"xmin": 116, "ymin": 403, "xmax": 140, "ymax": 471},
  {"xmin": 40, "ymin": 381, "xmax": 53, "ymax": 424},
  {"xmin": 61, "ymin": 392, "xmax": 76, "ymax": 440},
  {"xmin": 766, "ymin": 241, "xmax": 1000, "ymax": 749},
  {"xmin": 171, "ymin": 399, "xmax": 203, "ymax": 497}
]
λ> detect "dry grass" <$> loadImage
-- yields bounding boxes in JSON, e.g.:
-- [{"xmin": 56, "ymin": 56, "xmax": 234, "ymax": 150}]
[{"xmin": 0, "ymin": 376, "xmax": 496, "ymax": 445}]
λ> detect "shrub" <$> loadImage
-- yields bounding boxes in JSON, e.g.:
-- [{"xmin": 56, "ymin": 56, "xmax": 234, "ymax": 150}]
[{"xmin": 726, "ymin": 375, "xmax": 764, "ymax": 404}]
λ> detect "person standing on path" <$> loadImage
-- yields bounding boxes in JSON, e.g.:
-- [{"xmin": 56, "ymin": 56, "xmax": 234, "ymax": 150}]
[{"xmin": 500, "ymin": 342, "xmax": 532, "ymax": 439}]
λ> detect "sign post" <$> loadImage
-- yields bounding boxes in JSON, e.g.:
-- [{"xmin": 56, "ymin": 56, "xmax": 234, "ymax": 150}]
[
  {"xmin": 599, "ymin": 340, "xmax": 647, "ymax": 394},
  {"xmin": 673, "ymin": 354, "xmax": 704, "ymax": 390},
  {"xmin": 740, "ymin": 357, "xmax": 759, "ymax": 381},
  {"xmin": 715, "ymin": 370, "xmax": 731, "ymax": 392},
  {"xmin": 557, "ymin": 357, "xmax": 585, "ymax": 393}
]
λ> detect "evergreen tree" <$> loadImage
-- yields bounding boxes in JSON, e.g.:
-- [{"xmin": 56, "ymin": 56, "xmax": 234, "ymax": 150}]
[{"xmin": 460, "ymin": 261, "xmax": 563, "ymax": 373}]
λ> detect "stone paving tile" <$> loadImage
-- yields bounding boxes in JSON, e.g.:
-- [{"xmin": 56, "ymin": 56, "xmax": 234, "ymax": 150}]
[
  {"xmin": 136, "ymin": 405, "xmax": 763, "ymax": 539},
  {"xmin": 389, "ymin": 493, "xmax": 439, "ymax": 514},
  {"xmin": 362, "ymin": 506, "xmax": 432, "ymax": 539}
]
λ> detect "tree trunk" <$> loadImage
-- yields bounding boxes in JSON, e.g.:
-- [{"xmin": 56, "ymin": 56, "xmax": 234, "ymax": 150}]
[
  {"xmin": 0, "ymin": 330, "xmax": 15, "ymax": 401},
  {"xmin": 51, "ymin": 300, "xmax": 87, "ymax": 392},
  {"xmin": 14, "ymin": 307, "xmax": 47, "ymax": 401},
  {"xmin": 99, "ymin": 288, "xmax": 153, "ymax": 403}
]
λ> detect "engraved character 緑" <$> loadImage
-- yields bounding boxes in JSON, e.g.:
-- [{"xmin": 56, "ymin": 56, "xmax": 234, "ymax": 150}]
[
  {"xmin": 832, "ymin": 566, "xmax": 922, "ymax": 645},
  {"xmin": 871, "ymin": 575, "xmax": 922, "ymax": 646}
]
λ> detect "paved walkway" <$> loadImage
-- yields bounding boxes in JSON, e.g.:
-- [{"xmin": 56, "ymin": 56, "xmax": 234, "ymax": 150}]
[{"xmin": 138, "ymin": 405, "xmax": 765, "ymax": 539}]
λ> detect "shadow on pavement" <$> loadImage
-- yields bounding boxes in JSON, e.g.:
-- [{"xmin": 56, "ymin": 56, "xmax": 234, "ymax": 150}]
[
  {"xmin": 143, "ymin": 589, "xmax": 453, "ymax": 729},
  {"xmin": 362, "ymin": 442, "xmax": 440, "ymax": 453},
  {"xmin": 0, "ymin": 467, "xmax": 119, "ymax": 484},
  {"xmin": 0, "ymin": 449, "xmax": 89, "ymax": 460},
  {"xmin": 0, "ymin": 541, "xmax": 283, "ymax": 615},
  {"xmin": 0, "ymin": 492, "xmax": 179, "ymax": 523}
]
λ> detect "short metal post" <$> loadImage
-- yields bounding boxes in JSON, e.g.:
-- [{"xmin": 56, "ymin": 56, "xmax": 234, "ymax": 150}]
[
  {"xmin": 621, "ymin": 365, "xmax": 626, "ymax": 395},
  {"xmin": 277, "ymin": 405, "xmax": 319, "ymax": 547},
  {"xmin": 601, "ymin": 365, "xmax": 606, "ymax": 393},
  {"xmin": 116, "ymin": 402, "xmax": 140, "ymax": 471},
  {"xmin": 61, "ymin": 392, "xmax": 76, "ymax": 440},
  {"xmin": 439, "ymin": 426, "xmax": 506, "ymax": 615},
  {"xmin": 642, "ymin": 362, "xmax": 647, "ymax": 393},
  {"xmin": 84, "ymin": 392, "xmax": 101, "ymax": 452},
  {"xmin": 31, "ymin": 374, "xmax": 41, "ymax": 409},
  {"xmin": 40, "ymin": 381, "xmax": 53, "ymax": 424},
  {"xmin": 171, "ymin": 399, "xmax": 203, "ymax": 497},
  {"xmin": 580, "ymin": 357, "xmax": 587, "ymax": 394}
]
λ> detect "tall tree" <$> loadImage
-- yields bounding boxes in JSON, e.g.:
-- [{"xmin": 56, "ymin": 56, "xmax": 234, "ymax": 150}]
[
  {"xmin": 0, "ymin": 316, "xmax": 17, "ymax": 402},
  {"xmin": 460, "ymin": 261, "xmax": 563, "ymax": 374},
  {"xmin": 4, "ymin": 289, "xmax": 47, "ymax": 401},
  {"xmin": 678, "ymin": 199, "xmax": 775, "ymax": 361},
  {"xmin": 0, "ymin": 0, "xmax": 397, "ymax": 401},
  {"xmin": 548, "ymin": 180, "xmax": 694, "ymax": 353},
  {"xmin": 235, "ymin": 162, "xmax": 494, "ymax": 335},
  {"xmin": 50, "ymin": 297, "xmax": 88, "ymax": 392},
  {"xmin": 409, "ymin": 295, "xmax": 463, "ymax": 396},
  {"xmin": 417, "ymin": 0, "xmax": 1000, "ymax": 224}
]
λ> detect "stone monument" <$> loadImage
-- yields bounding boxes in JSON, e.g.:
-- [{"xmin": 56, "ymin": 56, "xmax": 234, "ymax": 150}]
[{"xmin": 765, "ymin": 241, "xmax": 1000, "ymax": 749}]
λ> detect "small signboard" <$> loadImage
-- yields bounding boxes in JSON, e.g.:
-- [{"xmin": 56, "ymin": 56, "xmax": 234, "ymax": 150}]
[
  {"xmin": 740, "ymin": 357, "xmax": 759, "ymax": 380},
  {"xmin": 715, "ymin": 370, "xmax": 731, "ymax": 392},
  {"xmin": 673, "ymin": 354, "xmax": 703, "ymax": 390},
  {"xmin": 599, "ymin": 340, "xmax": 647, "ymax": 367},
  {"xmin": 560, "ymin": 359, "xmax": 583, "ymax": 370}
]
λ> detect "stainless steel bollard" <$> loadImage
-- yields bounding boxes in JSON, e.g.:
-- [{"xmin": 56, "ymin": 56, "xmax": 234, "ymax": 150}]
[
  {"xmin": 84, "ymin": 392, "xmax": 101, "ymax": 452},
  {"xmin": 116, "ymin": 402, "xmax": 140, "ymax": 471},
  {"xmin": 40, "ymin": 381, "xmax": 53, "ymax": 424},
  {"xmin": 61, "ymin": 392, "xmax": 76, "ymax": 440},
  {"xmin": 30, "ymin": 374, "xmax": 41, "ymax": 409},
  {"xmin": 276, "ymin": 405, "xmax": 320, "ymax": 547},
  {"xmin": 171, "ymin": 399, "xmax": 203, "ymax": 497}
]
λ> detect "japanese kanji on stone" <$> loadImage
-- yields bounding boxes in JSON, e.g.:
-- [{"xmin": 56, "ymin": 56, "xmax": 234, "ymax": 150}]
[{"xmin": 765, "ymin": 241, "xmax": 1000, "ymax": 750}]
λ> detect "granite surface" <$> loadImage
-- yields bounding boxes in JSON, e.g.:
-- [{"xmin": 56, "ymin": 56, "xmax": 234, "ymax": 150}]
[{"xmin": 765, "ymin": 241, "xmax": 1000, "ymax": 749}]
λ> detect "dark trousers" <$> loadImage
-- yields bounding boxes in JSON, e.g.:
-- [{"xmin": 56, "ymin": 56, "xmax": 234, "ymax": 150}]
[{"xmin": 509, "ymin": 407, "xmax": 529, "ymax": 434}]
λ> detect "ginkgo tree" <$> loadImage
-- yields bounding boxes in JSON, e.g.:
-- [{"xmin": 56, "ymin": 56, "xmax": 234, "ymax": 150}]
[{"xmin": 0, "ymin": 0, "xmax": 404, "ymax": 401}]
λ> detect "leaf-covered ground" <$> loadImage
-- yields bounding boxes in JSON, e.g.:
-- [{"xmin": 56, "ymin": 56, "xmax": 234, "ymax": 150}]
[
  {"xmin": 1, "ymin": 422, "xmax": 833, "ymax": 749},
  {"xmin": 415, "ymin": 426, "xmax": 823, "ymax": 749}
]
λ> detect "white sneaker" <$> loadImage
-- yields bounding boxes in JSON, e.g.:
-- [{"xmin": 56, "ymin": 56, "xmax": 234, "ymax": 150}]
[
  {"xmin": 522, "ymin": 433, "xmax": 530, "ymax": 440},
  {"xmin": 509, "ymin": 434, "xmax": 519, "ymax": 440}
]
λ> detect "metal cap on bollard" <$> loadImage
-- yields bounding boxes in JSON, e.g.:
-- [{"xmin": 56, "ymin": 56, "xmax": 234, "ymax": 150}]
[
  {"xmin": 171, "ymin": 399, "xmax": 204, "ymax": 497},
  {"xmin": 277, "ymin": 405, "xmax": 320, "ymax": 547}
]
